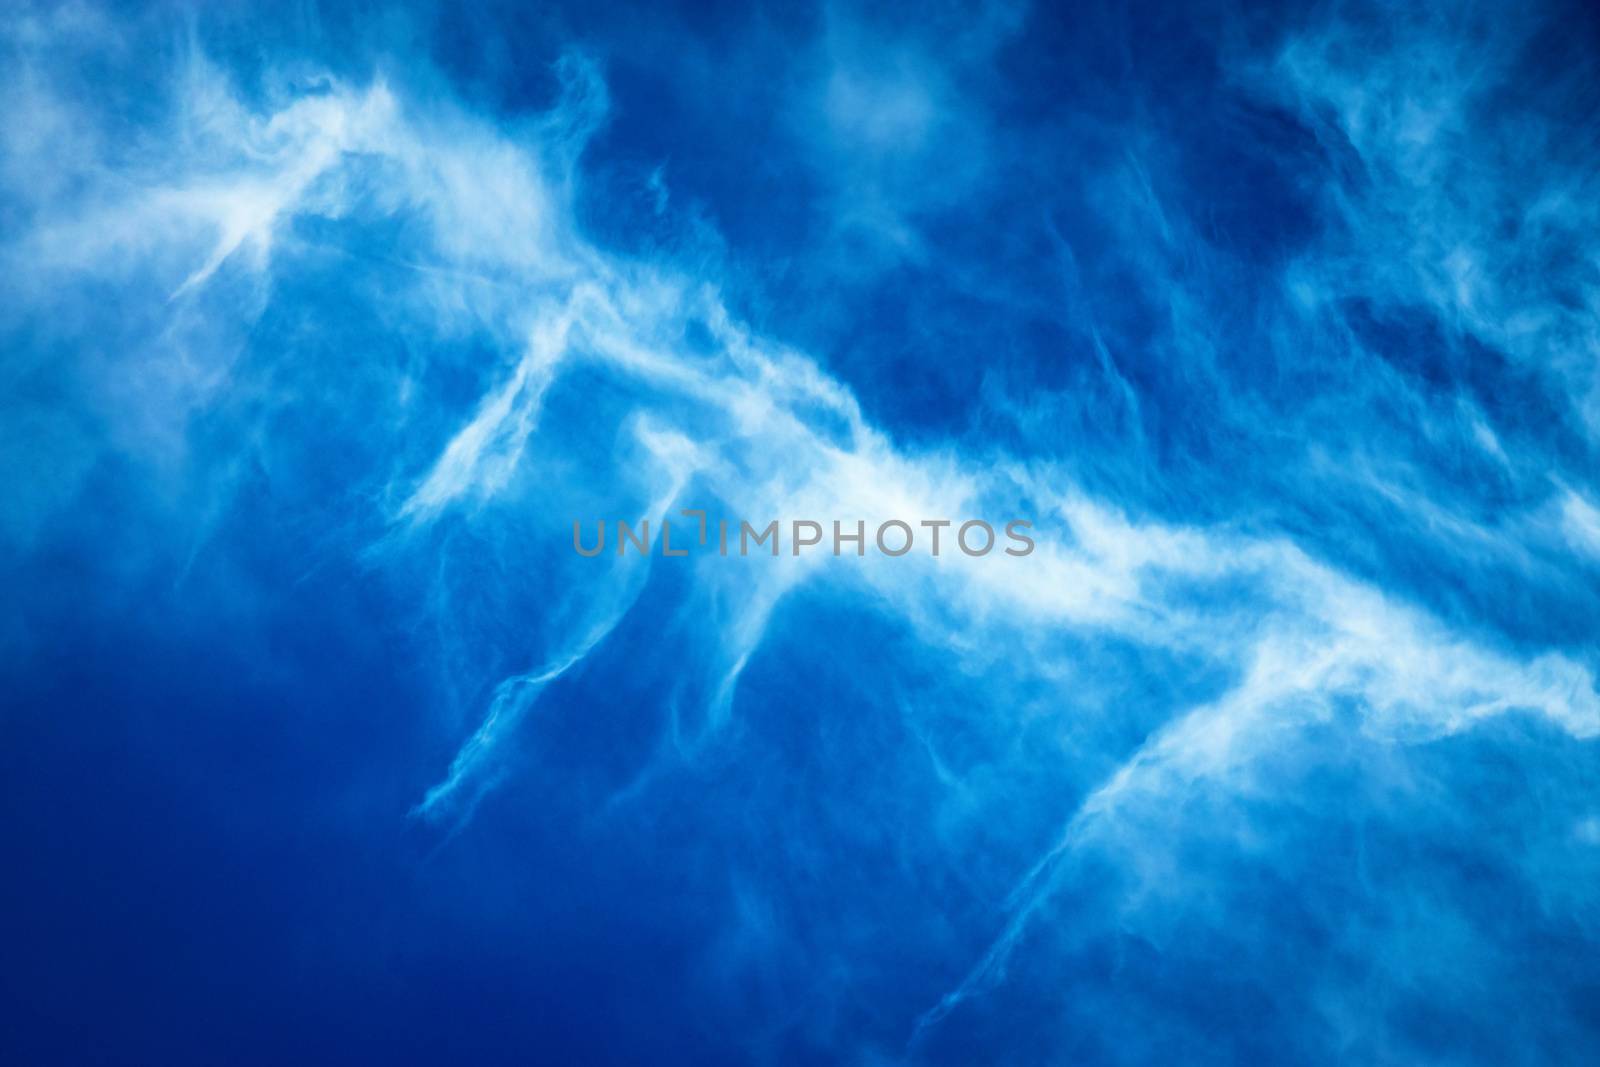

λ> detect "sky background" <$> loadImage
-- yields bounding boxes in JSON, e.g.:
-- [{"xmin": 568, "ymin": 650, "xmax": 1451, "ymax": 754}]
[{"xmin": 3, "ymin": 1, "xmax": 1600, "ymax": 1063}]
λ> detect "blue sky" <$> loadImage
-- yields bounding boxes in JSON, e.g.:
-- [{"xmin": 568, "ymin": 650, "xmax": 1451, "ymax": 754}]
[{"xmin": 3, "ymin": 1, "xmax": 1599, "ymax": 1063}]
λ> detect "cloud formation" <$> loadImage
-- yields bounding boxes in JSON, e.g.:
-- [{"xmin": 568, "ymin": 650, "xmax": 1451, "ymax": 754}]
[{"xmin": 3, "ymin": 1, "xmax": 1598, "ymax": 1063}]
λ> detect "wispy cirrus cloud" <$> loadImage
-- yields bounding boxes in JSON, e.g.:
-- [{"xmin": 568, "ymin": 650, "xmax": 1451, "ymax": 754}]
[{"xmin": 3, "ymin": 1, "xmax": 1598, "ymax": 1062}]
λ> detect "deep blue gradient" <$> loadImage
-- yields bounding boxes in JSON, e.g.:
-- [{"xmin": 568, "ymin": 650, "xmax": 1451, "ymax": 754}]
[{"xmin": 4, "ymin": 2, "xmax": 1600, "ymax": 1063}]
